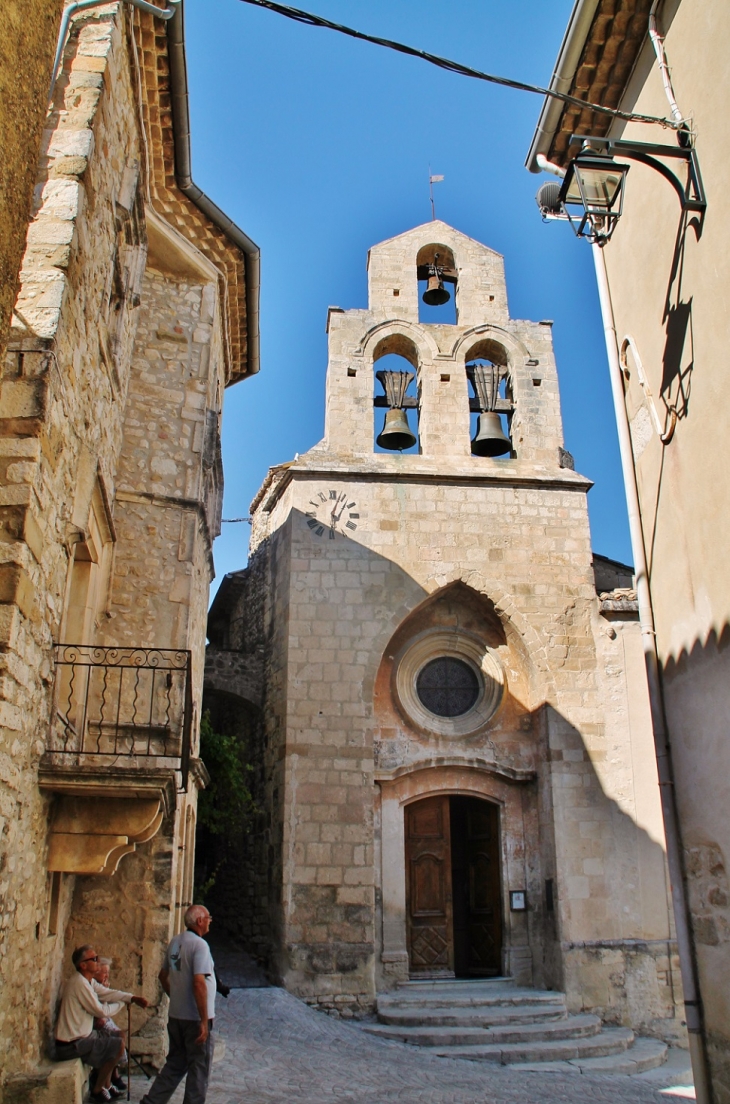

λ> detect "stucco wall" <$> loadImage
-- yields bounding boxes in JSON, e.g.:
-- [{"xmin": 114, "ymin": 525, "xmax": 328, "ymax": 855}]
[{"xmin": 600, "ymin": 0, "xmax": 730, "ymax": 1089}]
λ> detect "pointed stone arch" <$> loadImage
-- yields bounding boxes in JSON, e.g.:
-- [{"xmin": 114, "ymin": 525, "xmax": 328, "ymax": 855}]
[
  {"xmin": 362, "ymin": 576, "xmax": 556, "ymax": 732},
  {"xmin": 415, "ymin": 574, "xmax": 555, "ymax": 702}
]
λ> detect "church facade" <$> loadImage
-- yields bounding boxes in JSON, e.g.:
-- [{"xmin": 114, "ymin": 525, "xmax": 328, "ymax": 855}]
[{"xmin": 206, "ymin": 222, "xmax": 682, "ymax": 1040}]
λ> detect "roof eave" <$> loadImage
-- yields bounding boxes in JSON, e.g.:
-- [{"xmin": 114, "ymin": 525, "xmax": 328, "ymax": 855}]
[
  {"xmin": 165, "ymin": 4, "xmax": 260, "ymax": 377},
  {"xmin": 525, "ymin": 0, "xmax": 601, "ymax": 173}
]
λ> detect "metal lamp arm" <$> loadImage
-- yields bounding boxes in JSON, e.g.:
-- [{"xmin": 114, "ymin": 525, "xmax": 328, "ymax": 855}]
[
  {"xmin": 569, "ymin": 135, "xmax": 707, "ymax": 214},
  {"xmin": 611, "ymin": 144, "xmax": 706, "ymax": 214}
]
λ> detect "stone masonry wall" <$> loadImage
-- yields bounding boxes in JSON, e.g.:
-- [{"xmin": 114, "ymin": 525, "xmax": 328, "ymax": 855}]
[
  {"xmin": 56, "ymin": 204, "xmax": 228, "ymax": 1066},
  {"xmin": 108, "ymin": 264, "xmax": 224, "ymax": 714},
  {"xmin": 0, "ymin": 8, "xmax": 144, "ymax": 1082},
  {"xmin": 0, "ymin": 4, "xmax": 234, "ymax": 1087}
]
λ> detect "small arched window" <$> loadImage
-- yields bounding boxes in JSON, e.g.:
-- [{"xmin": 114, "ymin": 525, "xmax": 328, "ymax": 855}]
[{"xmin": 416, "ymin": 244, "xmax": 457, "ymax": 325}]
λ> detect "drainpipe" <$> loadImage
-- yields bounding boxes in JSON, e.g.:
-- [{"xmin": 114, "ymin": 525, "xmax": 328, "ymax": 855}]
[
  {"xmin": 166, "ymin": 4, "xmax": 261, "ymax": 378},
  {"xmin": 591, "ymin": 242, "xmax": 712, "ymax": 1104},
  {"xmin": 49, "ymin": 0, "xmax": 181, "ymax": 103}
]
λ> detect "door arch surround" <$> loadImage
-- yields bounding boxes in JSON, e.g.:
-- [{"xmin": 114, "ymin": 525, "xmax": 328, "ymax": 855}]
[{"xmin": 376, "ymin": 765, "xmax": 534, "ymax": 986}]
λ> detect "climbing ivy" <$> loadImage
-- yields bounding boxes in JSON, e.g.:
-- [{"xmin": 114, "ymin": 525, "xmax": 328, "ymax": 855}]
[{"xmin": 197, "ymin": 711, "xmax": 256, "ymax": 839}]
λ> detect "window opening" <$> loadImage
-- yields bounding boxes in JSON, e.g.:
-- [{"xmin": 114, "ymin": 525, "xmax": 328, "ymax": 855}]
[
  {"xmin": 373, "ymin": 353, "xmax": 418, "ymax": 454},
  {"xmin": 416, "ymin": 244, "xmax": 457, "ymax": 325},
  {"xmin": 467, "ymin": 358, "xmax": 513, "ymax": 458},
  {"xmin": 416, "ymin": 657, "xmax": 480, "ymax": 717}
]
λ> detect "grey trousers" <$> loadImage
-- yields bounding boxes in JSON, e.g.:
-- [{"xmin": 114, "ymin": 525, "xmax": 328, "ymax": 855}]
[{"xmin": 140, "ymin": 1018, "xmax": 214, "ymax": 1104}]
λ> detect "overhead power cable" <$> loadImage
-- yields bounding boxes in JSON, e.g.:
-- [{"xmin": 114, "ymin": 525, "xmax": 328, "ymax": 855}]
[{"xmin": 236, "ymin": 0, "xmax": 679, "ymax": 130}]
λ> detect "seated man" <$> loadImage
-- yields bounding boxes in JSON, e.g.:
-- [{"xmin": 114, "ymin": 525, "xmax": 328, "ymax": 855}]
[
  {"xmin": 55, "ymin": 944, "xmax": 148, "ymax": 1103},
  {"xmin": 92, "ymin": 958, "xmax": 126, "ymax": 1095}
]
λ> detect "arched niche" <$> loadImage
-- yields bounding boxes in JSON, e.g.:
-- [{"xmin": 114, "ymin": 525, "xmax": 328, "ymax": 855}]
[
  {"xmin": 373, "ymin": 334, "xmax": 419, "ymax": 455},
  {"xmin": 463, "ymin": 339, "xmax": 513, "ymax": 458},
  {"xmin": 416, "ymin": 243, "xmax": 457, "ymax": 325},
  {"xmin": 416, "ymin": 243, "xmax": 456, "ymax": 272}
]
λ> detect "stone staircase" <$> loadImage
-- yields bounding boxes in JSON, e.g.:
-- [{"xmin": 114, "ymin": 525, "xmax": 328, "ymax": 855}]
[{"xmin": 362, "ymin": 979, "xmax": 668, "ymax": 1073}]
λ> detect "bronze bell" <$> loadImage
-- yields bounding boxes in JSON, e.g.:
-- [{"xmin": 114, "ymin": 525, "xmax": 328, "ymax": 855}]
[
  {"xmin": 422, "ymin": 271, "xmax": 450, "ymax": 307},
  {"xmin": 376, "ymin": 408, "xmax": 417, "ymax": 451},
  {"xmin": 471, "ymin": 412, "xmax": 511, "ymax": 457}
]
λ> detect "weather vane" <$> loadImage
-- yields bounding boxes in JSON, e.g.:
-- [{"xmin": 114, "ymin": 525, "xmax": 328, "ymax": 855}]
[{"xmin": 429, "ymin": 169, "xmax": 444, "ymax": 220}]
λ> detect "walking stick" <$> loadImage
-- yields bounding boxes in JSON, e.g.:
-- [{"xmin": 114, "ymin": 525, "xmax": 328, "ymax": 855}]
[{"xmin": 127, "ymin": 1001, "xmax": 131, "ymax": 1102}]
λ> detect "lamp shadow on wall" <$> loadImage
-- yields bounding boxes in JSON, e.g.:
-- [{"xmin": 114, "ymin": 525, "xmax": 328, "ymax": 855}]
[
  {"xmin": 642, "ymin": 207, "xmax": 699, "ymax": 573},
  {"xmin": 660, "ymin": 208, "xmax": 702, "ymax": 425},
  {"xmin": 196, "ymin": 512, "xmax": 683, "ymax": 1039}
]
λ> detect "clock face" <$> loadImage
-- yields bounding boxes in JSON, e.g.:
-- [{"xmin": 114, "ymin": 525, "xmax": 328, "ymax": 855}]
[{"xmin": 305, "ymin": 489, "xmax": 359, "ymax": 539}]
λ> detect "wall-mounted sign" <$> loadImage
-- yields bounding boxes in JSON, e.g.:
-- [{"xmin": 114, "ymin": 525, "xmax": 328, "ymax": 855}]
[{"xmin": 510, "ymin": 890, "xmax": 527, "ymax": 912}]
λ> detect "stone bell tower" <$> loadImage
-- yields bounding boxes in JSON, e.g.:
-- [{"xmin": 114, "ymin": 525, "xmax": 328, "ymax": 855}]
[
  {"xmin": 320, "ymin": 221, "xmax": 562, "ymax": 466},
  {"xmin": 206, "ymin": 221, "xmax": 680, "ymax": 1046}
]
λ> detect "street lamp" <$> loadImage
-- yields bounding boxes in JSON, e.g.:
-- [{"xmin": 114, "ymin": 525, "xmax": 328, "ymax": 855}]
[
  {"xmin": 536, "ymin": 135, "xmax": 705, "ymax": 245},
  {"xmin": 537, "ymin": 143, "xmax": 629, "ymax": 244}
]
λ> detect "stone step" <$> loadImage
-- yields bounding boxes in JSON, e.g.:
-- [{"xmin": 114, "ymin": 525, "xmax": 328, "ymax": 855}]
[
  {"xmin": 511, "ymin": 1036, "xmax": 669, "ymax": 1075},
  {"xmin": 397, "ymin": 977, "xmax": 516, "ymax": 989},
  {"xmin": 373, "ymin": 980, "xmax": 668, "ymax": 1075},
  {"xmin": 363, "ymin": 1012, "xmax": 602, "ymax": 1048},
  {"xmin": 377, "ymin": 1002, "xmax": 568, "ymax": 1028},
  {"xmin": 379, "ymin": 983, "xmax": 566, "ymax": 1012},
  {"xmin": 429, "ymin": 1025, "xmax": 636, "ymax": 1064}
]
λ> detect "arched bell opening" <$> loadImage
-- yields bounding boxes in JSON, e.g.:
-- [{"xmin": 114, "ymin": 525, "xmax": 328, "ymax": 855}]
[
  {"xmin": 373, "ymin": 334, "xmax": 419, "ymax": 454},
  {"xmin": 405, "ymin": 793, "xmax": 503, "ymax": 978},
  {"xmin": 464, "ymin": 339, "xmax": 514, "ymax": 459},
  {"xmin": 416, "ymin": 243, "xmax": 457, "ymax": 325}
]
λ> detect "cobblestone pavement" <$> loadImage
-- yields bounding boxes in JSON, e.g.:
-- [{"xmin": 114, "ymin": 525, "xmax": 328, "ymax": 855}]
[{"xmin": 128, "ymin": 987, "xmax": 694, "ymax": 1104}]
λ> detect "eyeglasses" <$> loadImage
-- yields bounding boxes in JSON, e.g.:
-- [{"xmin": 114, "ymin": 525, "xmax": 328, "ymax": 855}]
[{"xmin": 81, "ymin": 955, "xmax": 99, "ymax": 964}]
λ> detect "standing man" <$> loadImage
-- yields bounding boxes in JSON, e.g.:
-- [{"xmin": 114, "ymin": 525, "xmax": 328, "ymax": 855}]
[{"xmin": 141, "ymin": 905, "xmax": 216, "ymax": 1104}]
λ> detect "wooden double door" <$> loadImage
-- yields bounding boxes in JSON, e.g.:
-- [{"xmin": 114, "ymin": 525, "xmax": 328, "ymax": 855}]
[{"xmin": 405, "ymin": 794, "xmax": 502, "ymax": 977}]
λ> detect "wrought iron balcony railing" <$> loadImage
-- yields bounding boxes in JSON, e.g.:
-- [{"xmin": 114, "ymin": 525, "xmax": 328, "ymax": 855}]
[{"xmin": 47, "ymin": 645, "xmax": 192, "ymax": 790}]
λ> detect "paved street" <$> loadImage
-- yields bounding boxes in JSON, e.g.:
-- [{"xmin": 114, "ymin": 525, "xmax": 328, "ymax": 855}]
[{"xmin": 128, "ymin": 986, "xmax": 695, "ymax": 1104}]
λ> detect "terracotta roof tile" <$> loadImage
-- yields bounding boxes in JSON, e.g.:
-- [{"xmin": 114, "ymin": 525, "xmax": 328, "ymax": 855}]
[{"xmin": 548, "ymin": 0, "xmax": 652, "ymax": 165}]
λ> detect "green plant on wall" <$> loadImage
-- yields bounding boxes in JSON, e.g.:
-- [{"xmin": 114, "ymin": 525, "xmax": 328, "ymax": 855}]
[{"xmin": 195, "ymin": 711, "xmax": 256, "ymax": 900}]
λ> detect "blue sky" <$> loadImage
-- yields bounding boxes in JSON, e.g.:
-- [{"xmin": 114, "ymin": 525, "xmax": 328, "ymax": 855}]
[{"xmin": 183, "ymin": 0, "xmax": 633, "ymax": 591}]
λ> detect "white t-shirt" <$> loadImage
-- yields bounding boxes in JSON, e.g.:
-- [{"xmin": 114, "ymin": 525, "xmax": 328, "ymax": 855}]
[{"xmin": 163, "ymin": 930, "xmax": 216, "ymax": 1021}]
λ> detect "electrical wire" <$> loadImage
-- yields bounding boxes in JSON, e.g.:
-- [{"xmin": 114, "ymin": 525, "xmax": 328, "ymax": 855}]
[{"xmin": 236, "ymin": 0, "xmax": 679, "ymax": 130}]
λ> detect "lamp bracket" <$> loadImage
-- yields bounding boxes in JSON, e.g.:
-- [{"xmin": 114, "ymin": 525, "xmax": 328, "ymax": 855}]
[{"xmin": 569, "ymin": 135, "xmax": 706, "ymax": 214}]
